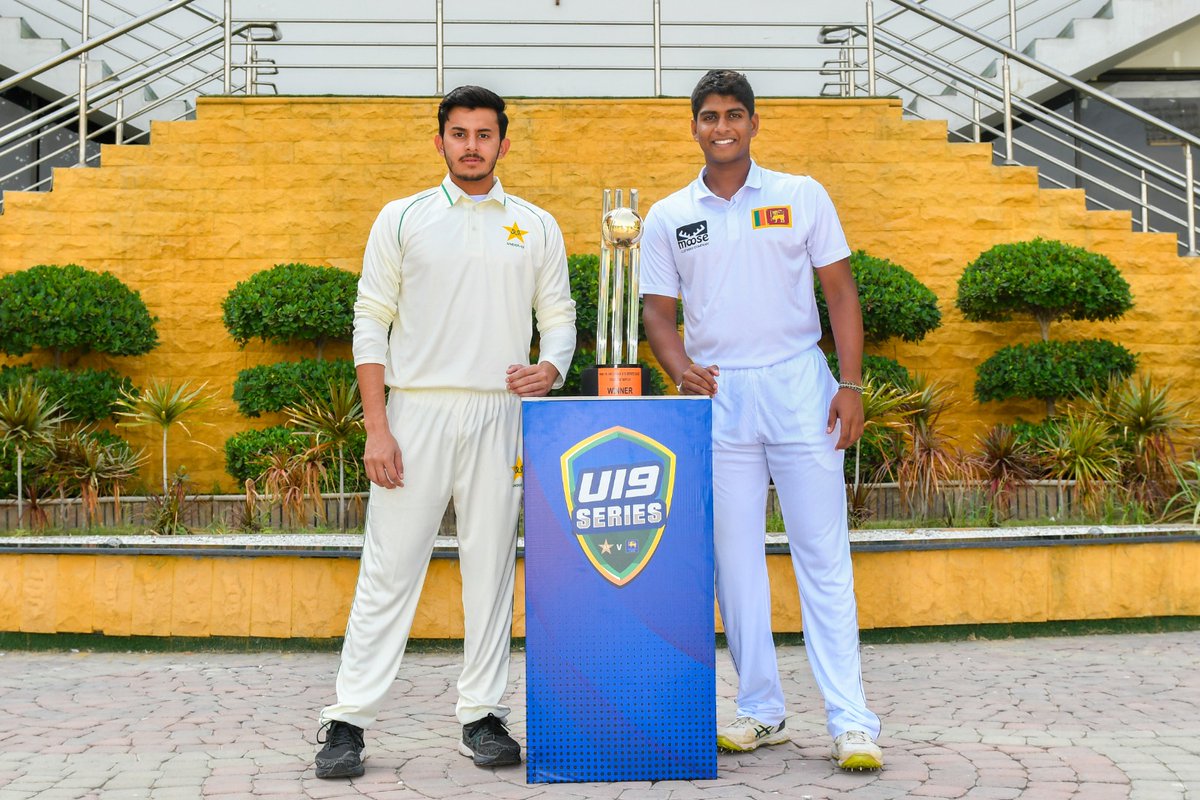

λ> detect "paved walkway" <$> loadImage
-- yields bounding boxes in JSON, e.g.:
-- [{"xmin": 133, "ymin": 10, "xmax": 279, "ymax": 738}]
[{"xmin": 1, "ymin": 631, "xmax": 1197, "ymax": 799}]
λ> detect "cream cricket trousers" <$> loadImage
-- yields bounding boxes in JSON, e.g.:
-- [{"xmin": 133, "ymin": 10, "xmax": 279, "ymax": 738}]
[
  {"xmin": 320, "ymin": 389, "xmax": 522, "ymax": 729},
  {"xmin": 711, "ymin": 348, "xmax": 880, "ymax": 739}
]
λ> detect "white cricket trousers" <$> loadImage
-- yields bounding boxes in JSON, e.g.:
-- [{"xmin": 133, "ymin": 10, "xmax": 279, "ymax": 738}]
[
  {"xmin": 712, "ymin": 348, "xmax": 880, "ymax": 739},
  {"xmin": 320, "ymin": 388, "xmax": 522, "ymax": 729}
]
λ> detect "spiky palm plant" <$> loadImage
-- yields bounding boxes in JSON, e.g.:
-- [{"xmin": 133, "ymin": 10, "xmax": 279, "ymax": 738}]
[
  {"xmin": 284, "ymin": 378, "xmax": 363, "ymax": 529},
  {"xmin": 1162, "ymin": 460, "xmax": 1200, "ymax": 525},
  {"xmin": 893, "ymin": 374, "xmax": 966, "ymax": 522},
  {"xmin": 259, "ymin": 447, "xmax": 328, "ymax": 529},
  {"xmin": 1039, "ymin": 410, "xmax": 1122, "ymax": 518},
  {"xmin": 1078, "ymin": 374, "xmax": 1195, "ymax": 512},
  {"xmin": 0, "ymin": 378, "xmax": 65, "ymax": 528},
  {"xmin": 848, "ymin": 374, "xmax": 919, "ymax": 523},
  {"xmin": 968, "ymin": 424, "xmax": 1040, "ymax": 524},
  {"xmin": 116, "ymin": 379, "xmax": 213, "ymax": 493}
]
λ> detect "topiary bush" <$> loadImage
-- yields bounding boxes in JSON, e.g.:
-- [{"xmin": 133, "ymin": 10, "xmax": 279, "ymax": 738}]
[
  {"xmin": 225, "ymin": 425, "xmax": 368, "ymax": 492},
  {"xmin": 221, "ymin": 263, "xmax": 358, "ymax": 358},
  {"xmin": 0, "ymin": 264, "xmax": 158, "ymax": 365},
  {"xmin": 974, "ymin": 339, "xmax": 1137, "ymax": 405},
  {"xmin": 957, "ymin": 238, "xmax": 1135, "ymax": 417},
  {"xmin": 816, "ymin": 250, "xmax": 942, "ymax": 344},
  {"xmin": 224, "ymin": 426, "xmax": 305, "ymax": 485},
  {"xmin": 0, "ymin": 364, "xmax": 132, "ymax": 423},
  {"xmin": 956, "ymin": 238, "xmax": 1133, "ymax": 340},
  {"xmin": 232, "ymin": 358, "xmax": 356, "ymax": 418}
]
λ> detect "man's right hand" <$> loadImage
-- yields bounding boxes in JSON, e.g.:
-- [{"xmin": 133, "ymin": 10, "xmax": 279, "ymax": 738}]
[{"xmin": 364, "ymin": 431, "xmax": 405, "ymax": 489}]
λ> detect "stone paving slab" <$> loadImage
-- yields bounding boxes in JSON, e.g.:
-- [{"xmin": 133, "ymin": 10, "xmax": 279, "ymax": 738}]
[{"xmin": 0, "ymin": 631, "xmax": 1197, "ymax": 799}]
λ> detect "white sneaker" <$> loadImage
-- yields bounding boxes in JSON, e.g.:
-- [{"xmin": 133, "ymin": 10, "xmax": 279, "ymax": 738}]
[
  {"xmin": 832, "ymin": 730, "xmax": 883, "ymax": 770},
  {"xmin": 716, "ymin": 716, "xmax": 790, "ymax": 752}
]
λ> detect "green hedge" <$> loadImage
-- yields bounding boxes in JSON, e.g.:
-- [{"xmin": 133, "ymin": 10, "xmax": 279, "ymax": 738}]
[
  {"xmin": 232, "ymin": 358, "xmax": 357, "ymax": 418},
  {"xmin": 816, "ymin": 250, "xmax": 941, "ymax": 344},
  {"xmin": 222, "ymin": 263, "xmax": 357, "ymax": 351},
  {"xmin": 827, "ymin": 353, "xmax": 912, "ymax": 389},
  {"xmin": 957, "ymin": 238, "xmax": 1133, "ymax": 326},
  {"xmin": 975, "ymin": 339, "xmax": 1137, "ymax": 403},
  {"xmin": 0, "ymin": 264, "xmax": 158, "ymax": 361},
  {"xmin": 0, "ymin": 365, "xmax": 132, "ymax": 423},
  {"xmin": 224, "ymin": 425, "xmax": 367, "ymax": 491}
]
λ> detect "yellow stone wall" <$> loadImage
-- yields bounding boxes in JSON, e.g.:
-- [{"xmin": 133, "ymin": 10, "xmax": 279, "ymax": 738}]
[
  {"xmin": 1, "ymin": 97, "xmax": 1196, "ymax": 491},
  {"xmin": 1, "ymin": 543, "xmax": 1196, "ymax": 638}
]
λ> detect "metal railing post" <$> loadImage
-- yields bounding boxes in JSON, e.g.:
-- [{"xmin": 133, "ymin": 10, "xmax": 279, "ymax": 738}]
[
  {"xmin": 435, "ymin": 0, "xmax": 444, "ymax": 95},
  {"xmin": 652, "ymin": 0, "xmax": 662, "ymax": 97},
  {"xmin": 1186, "ymin": 143, "xmax": 1197, "ymax": 255},
  {"xmin": 247, "ymin": 43, "xmax": 258, "ymax": 96},
  {"xmin": 1140, "ymin": 169, "xmax": 1149, "ymax": 232},
  {"xmin": 115, "ymin": 97, "xmax": 124, "ymax": 145},
  {"xmin": 223, "ymin": 0, "xmax": 232, "ymax": 92},
  {"xmin": 78, "ymin": 0, "xmax": 90, "ymax": 165},
  {"xmin": 1003, "ymin": 0, "xmax": 1016, "ymax": 163},
  {"xmin": 972, "ymin": 91, "xmax": 980, "ymax": 143},
  {"xmin": 866, "ymin": 0, "xmax": 877, "ymax": 95}
]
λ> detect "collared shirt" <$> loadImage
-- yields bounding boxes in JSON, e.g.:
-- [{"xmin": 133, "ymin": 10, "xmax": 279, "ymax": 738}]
[
  {"xmin": 639, "ymin": 161, "xmax": 851, "ymax": 369},
  {"xmin": 353, "ymin": 176, "xmax": 576, "ymax": 391}
]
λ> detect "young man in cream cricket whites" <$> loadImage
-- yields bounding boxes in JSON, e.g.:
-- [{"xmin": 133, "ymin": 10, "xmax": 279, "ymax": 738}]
[
  {"xmin": 314, "ymin": 85, "xmax": 576, "ymax": 779},
  {"xmin": 640, "ymin": 69, "xmax": 883, "ymax": 771}
]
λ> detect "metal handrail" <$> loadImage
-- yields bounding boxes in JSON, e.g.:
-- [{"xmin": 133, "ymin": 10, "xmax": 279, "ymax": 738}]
[
  {"xmin": 889, "ymin": 0, "xmax": 1200, "ymax": 150},
  {"xmin": 828, "ymin": 0, "xmax": 1198, "ymax": 254},
  {"xmin": 0, "ymin": 0, "xmax": 199, "ymax": 95},
  {"xmin": 0, "ymin": 21, "xmax": 275, "ymax": 155},
  {"xmin": 8, "ymin": 0, "xmax": 220, "ymax": 93}
]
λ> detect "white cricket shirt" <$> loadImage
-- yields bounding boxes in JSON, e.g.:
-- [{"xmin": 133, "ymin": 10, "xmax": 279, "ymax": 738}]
[
  {"xmin": 639, "ymin": 161, "xmax": 851, "ymax": 369},
  {"xmin": 353, "ymin": 176, "xmax": 576, "ymax": 391}
]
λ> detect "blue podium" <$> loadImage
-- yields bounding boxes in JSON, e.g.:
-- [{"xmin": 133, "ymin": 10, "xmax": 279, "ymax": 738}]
[{"xmin": 522, "ymin": 397, "xmax": 716, "ymax": 783}]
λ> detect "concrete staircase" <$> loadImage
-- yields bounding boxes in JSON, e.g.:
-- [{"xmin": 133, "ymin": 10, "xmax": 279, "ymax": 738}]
[
  {"xmin": 0, "ymin": 14, "xmax": 191, "ymax": 146},
  {"xmin": 907, "ymin": 0, "xmax": 1200, "ymax": 133}
]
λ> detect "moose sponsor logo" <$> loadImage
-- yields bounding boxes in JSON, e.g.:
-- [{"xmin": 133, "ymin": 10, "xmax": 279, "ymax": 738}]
[
  {"xmin": 675, "ymin": 220, "xmax": 709, "ymax": 252},
  {"xmin": 560, "ymin": 426, "xmax": 676, "ymax": 586}
]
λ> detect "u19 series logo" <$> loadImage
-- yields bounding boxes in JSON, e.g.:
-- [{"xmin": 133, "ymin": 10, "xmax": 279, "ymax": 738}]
[{"xmin": 560, "ymin": 426, "xmax": 676, "ymax": 586}]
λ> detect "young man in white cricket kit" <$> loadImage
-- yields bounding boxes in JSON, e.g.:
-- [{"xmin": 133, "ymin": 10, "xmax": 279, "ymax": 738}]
[
  {"xmin": 640, "ymin": 70, "xmax": 883, "ymax": 770},
  {"xmin": 314, "ymin": 85, "xmax": 576, "ymax": 779}
]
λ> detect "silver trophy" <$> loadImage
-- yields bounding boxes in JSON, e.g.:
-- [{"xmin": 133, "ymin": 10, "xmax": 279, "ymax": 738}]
[{"xmin": 584, "ymin": 189, "xmax": 650, "ymax": 396}]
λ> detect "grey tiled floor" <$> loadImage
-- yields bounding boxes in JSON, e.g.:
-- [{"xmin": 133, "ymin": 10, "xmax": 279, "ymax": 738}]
[{"xmin": 0, "ymin": 631, "xmax": 1197, "ymax": 799}]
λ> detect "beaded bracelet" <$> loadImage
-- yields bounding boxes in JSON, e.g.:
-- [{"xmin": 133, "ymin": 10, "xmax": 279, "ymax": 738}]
[{"xmin": 837, "ymin": 381, "xmax": 865, "ymax": 393}]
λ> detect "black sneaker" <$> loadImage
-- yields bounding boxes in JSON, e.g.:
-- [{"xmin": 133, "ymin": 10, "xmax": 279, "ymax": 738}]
[
  {"xmin": 458, "ymin": 713, "xmax": 521, "ymax": 767},
  {"xmin": 315, "ymin": 720, "xmax": 365, "ymax": 779}
]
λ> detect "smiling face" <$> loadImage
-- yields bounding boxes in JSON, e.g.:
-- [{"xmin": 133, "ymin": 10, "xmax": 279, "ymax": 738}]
[
  {"xmin": 434, "ymin": 106, "xmax": 511, "ymax": 194},
  {"xmin": 691, "ymin": 93, "xmax": 758, "ymax": 169}
]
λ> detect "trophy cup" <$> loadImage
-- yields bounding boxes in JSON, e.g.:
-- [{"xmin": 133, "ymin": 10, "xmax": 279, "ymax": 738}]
[{"xmin": 581, "ymin": 188, "xmax": 652, "ymax": 396}]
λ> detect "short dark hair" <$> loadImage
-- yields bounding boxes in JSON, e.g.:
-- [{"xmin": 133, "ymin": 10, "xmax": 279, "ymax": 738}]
[
  {"xmin": 690, "ymin": 70, "xmax": 755, "ymax": 119},
  {"xmin": 438, "ymin": 85, "xmax": 509, "ymax": 139}
]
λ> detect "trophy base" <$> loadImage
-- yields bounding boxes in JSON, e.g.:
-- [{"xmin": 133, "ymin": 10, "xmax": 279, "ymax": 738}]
[{"xmin": 581, "ymin": 365, "xmax": 651, "ymax": 397}]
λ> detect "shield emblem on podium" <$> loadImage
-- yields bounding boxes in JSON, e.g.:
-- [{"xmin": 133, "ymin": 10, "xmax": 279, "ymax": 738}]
[{"xmin": 560, "ymin": 426, "xmax": 676, "ymax": 586}]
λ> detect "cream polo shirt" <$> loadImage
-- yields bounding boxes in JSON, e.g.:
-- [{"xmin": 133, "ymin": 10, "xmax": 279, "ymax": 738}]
[
  {"xmin": 639, "ymin": 161, "xmax": 852, "ymax": 369},
  {"xmin": 353, "ymin": 176, "xmax": 576, "ymax": 391}
]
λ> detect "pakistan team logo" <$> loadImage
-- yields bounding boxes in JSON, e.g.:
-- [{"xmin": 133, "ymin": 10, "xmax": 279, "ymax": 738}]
[{"xmin": 560, "ymin": 426, "xmax": 676, "ymax": 586}]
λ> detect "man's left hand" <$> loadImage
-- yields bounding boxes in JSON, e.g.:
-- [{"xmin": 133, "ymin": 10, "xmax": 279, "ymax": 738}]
[
  {"xmin": 827, "ymin": 388, "xmax": 865, "ymax": 450},
  {"xmin": 506, "ymin": 362, "xmax": 559, "ymax": 397}
]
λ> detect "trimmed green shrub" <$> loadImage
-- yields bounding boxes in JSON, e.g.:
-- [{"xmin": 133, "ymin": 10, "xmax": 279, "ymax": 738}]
[
  {"xmin": 0, "ymin": 264, "xmax": 158, "ymax": 364},
  {"xmin": 232, "ymin": 358, "xmax": 357, "ymax": 418},
  {"xmin": 224, "ymin": 426, "xmax": 305, "ymax": 485},
  {"xmin": 816, "ymin": 250, "xmax": 941, "ymax": 344},
  {"xmin": 225, "ymin": 425, "xmax": 368, "ymax": 492},
  {"xmin": 974, "ymin": 339, "xmax": 1137, "ymax": 404},
  {"xmin": 956, "ymin": 238, "xmax": 1133, "ymax": 337},
  {"xmin": 0, "ymin": 364, "xmax": 132, "ymax": 423},
  {"xmin": 222, "ymin": 263, "xmax": 357, "ymax": 357},
  {"xmin": 827, "ymin": 353, "xmax": 912, "ymax": 389}
]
